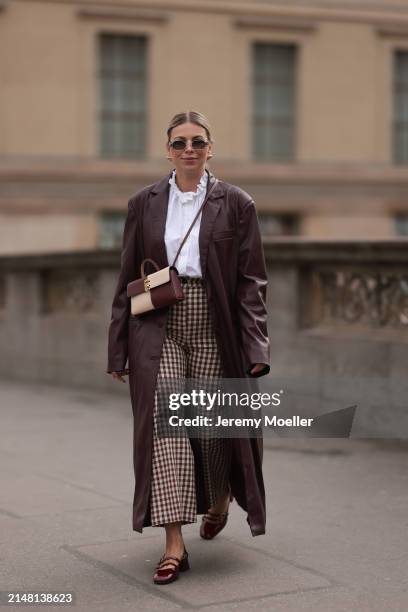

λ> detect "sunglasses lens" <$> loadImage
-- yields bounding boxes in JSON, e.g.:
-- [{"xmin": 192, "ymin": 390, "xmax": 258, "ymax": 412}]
[
  {"xmin": 172, "ymin": 141, "xmax": 185, "ymax": 150},
  {"xmin": 192, "ymin": 139, "xmax": 207, "ymax": 149}
]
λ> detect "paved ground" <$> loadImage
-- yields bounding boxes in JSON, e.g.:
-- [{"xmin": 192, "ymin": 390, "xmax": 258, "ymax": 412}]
[{"xmin": 1, "ymin": 379, "xmax": 407, "ymax": 611}]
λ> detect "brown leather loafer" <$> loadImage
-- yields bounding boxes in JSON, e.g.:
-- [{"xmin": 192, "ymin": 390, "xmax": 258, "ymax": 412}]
[
  {"xmin": 153, "ymin": 548, "xmax": 190, "ymax": 585},
  {"xmin": 200, "ymin": 493, "xmax": 233, "ymax": 540},
  {"xmin": 200, "ymin": 510, "xmax": 229, "ymax": 539}
]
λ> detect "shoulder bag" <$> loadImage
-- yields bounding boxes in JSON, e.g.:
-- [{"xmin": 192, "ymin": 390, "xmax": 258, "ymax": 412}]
[{"xmin": 126, "ymin": 178, "xmax": 218, "ymax": 315}]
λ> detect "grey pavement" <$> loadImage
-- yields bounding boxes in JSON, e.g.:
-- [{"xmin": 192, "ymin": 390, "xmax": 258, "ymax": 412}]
[{"xmin": 0, "ymin": 379, "xmax": 407, "ymax": 611}]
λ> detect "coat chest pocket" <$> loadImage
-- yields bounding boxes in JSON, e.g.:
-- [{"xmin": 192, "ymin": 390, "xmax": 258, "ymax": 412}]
[{"xmin": 212, "ymin": 228, "xmax": 235, "ymax": 241}]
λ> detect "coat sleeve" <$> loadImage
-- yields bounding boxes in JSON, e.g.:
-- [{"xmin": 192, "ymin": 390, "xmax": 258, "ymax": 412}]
[
  {"xmin": 106, "ymin": 198, "xmax": 138, "ymax": 374},
  {"xmin": 236, "ymin": 198, "xmax": 270, "ymax": 377}
]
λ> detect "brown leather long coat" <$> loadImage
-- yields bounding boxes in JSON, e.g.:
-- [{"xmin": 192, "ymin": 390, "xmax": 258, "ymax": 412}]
[{"xmin": 107, "ymin": 169, "xmax": 270, "ymax": 536}]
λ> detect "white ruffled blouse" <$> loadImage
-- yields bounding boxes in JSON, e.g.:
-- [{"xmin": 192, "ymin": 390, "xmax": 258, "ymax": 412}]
[{"xmin": 164, "ymin": 169, "xmax": 208, "ymax": 277}]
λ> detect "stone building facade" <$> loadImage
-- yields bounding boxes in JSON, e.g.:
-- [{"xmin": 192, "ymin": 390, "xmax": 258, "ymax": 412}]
[{"xmin": 1, "ymin": 0, "xmax": 408, "ymax": 253}]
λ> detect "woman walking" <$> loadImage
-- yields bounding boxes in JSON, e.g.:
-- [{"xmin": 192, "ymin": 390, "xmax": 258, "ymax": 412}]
[{"xmin": 107, "ymin": 111, "xmax": 270, "ymax": 585}]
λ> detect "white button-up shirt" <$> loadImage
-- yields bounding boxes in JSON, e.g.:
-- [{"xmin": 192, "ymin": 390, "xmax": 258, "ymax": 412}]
[{"xmin": 164, "ymin": 169, "xmax": 208, "ymax": 277}]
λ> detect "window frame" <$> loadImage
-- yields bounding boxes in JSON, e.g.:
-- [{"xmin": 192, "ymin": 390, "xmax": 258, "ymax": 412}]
[
  {"xmin": 251, "ymin": 40, "xmax": 299, "ymax": 163},
  {"xmin": 96, "ymin": 31, "xmax": 149, "ymax": 160},
  {"xmin": 393, "ymin": 48, "xmax": 408, "ymax": 165}
]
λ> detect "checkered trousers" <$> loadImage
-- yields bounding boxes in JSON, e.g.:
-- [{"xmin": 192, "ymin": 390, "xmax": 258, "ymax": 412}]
[{"xmin": 150, "ymin": 278, "xmax": 233, "ymax": 527}]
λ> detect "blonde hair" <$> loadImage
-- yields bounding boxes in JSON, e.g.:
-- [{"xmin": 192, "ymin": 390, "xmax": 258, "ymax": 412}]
[{"xmin": 166, "ymin": 111, "xmax": 213, "ymax": 143}]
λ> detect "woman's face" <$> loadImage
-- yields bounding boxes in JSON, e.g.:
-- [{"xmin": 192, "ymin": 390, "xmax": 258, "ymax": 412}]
[{"xmin": 166, "ymin": 122, "xmax": 212, "ymax": 175}]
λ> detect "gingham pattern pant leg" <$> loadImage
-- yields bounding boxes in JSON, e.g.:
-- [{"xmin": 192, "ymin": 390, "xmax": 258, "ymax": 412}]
[
  {"xmin": 149, "ymin": 279, "xmax": 233, "ymax": 526},
  {"xmin": 150, "ymin": 335, "xmax": 197, "ymax": 527},
  {"xmin": 186, "ymin": 281, "xmax": 233, "ymax": 509}
]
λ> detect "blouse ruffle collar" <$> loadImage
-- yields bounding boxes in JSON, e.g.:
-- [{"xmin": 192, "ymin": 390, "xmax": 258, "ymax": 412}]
[{"xmin": 168, "ymin": 169, "xmax": 208, "ymax": 204}]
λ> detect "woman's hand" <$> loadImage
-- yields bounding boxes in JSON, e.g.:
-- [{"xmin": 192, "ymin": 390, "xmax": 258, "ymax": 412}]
[
  {"xmin": 111, "ymin": 369, "xmax": 129, "ymax": 383},
  {"xmin": 250, "ymin": 363, "xmax": 267, "ymax": 376}
]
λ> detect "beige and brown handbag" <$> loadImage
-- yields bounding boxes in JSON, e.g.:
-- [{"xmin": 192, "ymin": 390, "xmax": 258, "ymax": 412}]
[{"xmin": 126, "ymin": 179, "xmax": 218, "ymax": 315}]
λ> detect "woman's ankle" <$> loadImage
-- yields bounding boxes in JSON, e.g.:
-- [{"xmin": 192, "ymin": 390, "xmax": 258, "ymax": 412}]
[
  {"xmin": 164, "ymin": 522, "xmax": 185, "ymax": 554},
  {"xmin": 164, "ymin": 541, "xmax": 185, "ymax": 559},
  {"xmin": 209, "ymin": 490, "xmax": 231, "ymax": 514}
]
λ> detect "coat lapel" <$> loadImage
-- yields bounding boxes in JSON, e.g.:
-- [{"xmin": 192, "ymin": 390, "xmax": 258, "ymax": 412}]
[
  {"xmin": 149, "ymin": 168, "xmax": 224, "ymax": 275},
  {"xmin": 149, "ymin": 174, "xmax": 171, "ymax": 268},
  {"xmin": 199, "ymin": 171, "xmax": 224, "ymax": 279}
]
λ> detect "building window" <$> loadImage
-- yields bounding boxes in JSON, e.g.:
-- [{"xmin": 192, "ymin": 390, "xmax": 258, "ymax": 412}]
[
  {"xmin": 393, "ymin": 50, "xmax": 408, "ymax": 164},
  {"xmin": 395, "ymin": 213, "xmax": 408, "ymax": 235},
  {"xmin": 98, "ymin": 211, "xmax": 126, "ymax": 248},
  {"xmin": 98, "ymin": 33, "xmax": 147, "ymax": 159},
  {"xmin": 252, "ymin": 42, "xmax": 297, "ymax": 161},
  {"xmin": 258, "ymin": 213, "xmax": 300, "ymax": 236}
]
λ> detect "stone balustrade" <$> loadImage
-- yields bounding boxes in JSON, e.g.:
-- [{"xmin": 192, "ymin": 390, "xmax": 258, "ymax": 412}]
[{"xmin": 1, "ymin": 240, "xmax": 407, "ymax": 436}]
